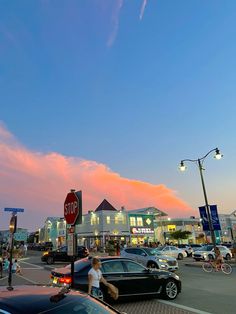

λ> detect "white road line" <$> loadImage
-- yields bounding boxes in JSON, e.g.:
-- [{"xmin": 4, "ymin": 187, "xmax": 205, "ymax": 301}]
[
  {"xmin": 19, "ymin": 261, "xmax": 43, "ymax": 269},
  {"xmin": 15, "ymin": 274, "xmax": 38, "ymax": 285},
  {"xmin": 0, "ymin": 276, "xmax": 8, "ymax": 281},
  {"xmin": 159, "ymin": 300, "xmax": 213, "ymax": 314}
]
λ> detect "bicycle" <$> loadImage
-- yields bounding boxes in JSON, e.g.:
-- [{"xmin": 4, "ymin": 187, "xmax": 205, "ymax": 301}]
[{"xmin": 202, "ymin": 260, "xmax": 232, "ymax": 275}]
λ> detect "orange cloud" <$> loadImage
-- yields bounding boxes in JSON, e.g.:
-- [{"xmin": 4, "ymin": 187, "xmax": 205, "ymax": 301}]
[{"xmin": 0, "ymin": 124, "xmax": 193, "ymax": 230}]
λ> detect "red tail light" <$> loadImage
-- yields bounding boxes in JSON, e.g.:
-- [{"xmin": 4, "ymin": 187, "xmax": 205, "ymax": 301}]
[{"xmin": 59, "ymin": 276, "xmax": 72, "ymax": 284}]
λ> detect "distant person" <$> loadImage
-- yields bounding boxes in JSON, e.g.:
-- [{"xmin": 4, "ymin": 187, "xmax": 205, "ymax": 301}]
[
  {"xmin": 214, "ymin": 247, "xmax": 223, "ymax": 271},
  {"xmin": 3, "ymin": 258, "xmax": 10, "ymax": 273},
  {"xmin": 12, "ymin": 259, "xmax": 22, "ymax": 275},
  {"xmin": 23, "ymin": 244, "xmax": 28, "ymax": 256}
]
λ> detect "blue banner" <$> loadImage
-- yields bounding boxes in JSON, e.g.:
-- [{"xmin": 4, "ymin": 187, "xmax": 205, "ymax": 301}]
[
  {"xmin": 210, "ymin": 205, "xmax": 221, "ymax": 231},
  {"xmin": 199, "ymin": 206, "xmax": 210, "ymax": 231}
]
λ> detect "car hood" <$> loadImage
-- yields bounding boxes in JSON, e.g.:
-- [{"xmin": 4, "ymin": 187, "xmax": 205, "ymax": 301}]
[
  {"xmin": 193, "ymin": 250, "xmax": 212, "ymax": 254},
  {"xmin": 155, "ymin": 255, "xmax": 176, "ymax": 261}
]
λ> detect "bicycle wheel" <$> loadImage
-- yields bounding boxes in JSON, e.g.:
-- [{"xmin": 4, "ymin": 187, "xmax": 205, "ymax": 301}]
[
  {"xmin": 202, "ymin": 262, "xmax": 213, "ymax": 273},
  {"xmin": 221, "ymin": 263, "xmax": 232, "ymax": 275}
]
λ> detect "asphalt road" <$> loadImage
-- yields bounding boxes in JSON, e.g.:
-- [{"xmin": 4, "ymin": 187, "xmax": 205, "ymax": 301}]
[{"xmin": 1, "ymin": 252, "xmax": 235, "ymax": 314}]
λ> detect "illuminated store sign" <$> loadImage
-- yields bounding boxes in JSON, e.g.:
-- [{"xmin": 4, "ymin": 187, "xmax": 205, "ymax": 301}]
[{"xmin": 131, "ymin": 227, "xmax": 154, "ymax": 234}]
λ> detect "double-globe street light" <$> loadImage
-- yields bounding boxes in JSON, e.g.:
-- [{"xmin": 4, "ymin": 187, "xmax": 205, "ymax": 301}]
[{"xmin": 179, "ymin": 148, "xmax": 223, "ymax": 250}]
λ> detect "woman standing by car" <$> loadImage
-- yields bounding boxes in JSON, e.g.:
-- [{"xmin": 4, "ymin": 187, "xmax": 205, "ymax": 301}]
[{"xmin": 88, "ymin": 257, "xmax": 109, "ymax": 299}]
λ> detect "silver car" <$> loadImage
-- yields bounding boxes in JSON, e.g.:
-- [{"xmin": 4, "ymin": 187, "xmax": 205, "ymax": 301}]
[
  {"xmin": 155, "ymin": 246, "xmax": 187, "ymax": 260},
  {"xmin": 193, "ymin": 245, "xmax": 232, "ymax": 261},
  {"xmin": 120, "ymin": 247, "xmax": 178, "ymax": 271}
]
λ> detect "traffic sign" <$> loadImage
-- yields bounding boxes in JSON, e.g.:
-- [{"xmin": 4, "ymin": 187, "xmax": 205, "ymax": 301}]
[
  {"xmin": 64, "ymin": 191, "xmax": 81, "ymax": 225},
  {"xmin": 4, "ymin": 208, "xmax": 24, "ymax": 213}
]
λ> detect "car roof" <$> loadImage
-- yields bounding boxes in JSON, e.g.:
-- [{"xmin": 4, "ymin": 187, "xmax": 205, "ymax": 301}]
[{"xmin": 0, "ymin": 285, "xmax": 119, "ymax": 313}]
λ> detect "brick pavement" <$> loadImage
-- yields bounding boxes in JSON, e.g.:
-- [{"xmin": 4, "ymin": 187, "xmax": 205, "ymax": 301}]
[{"xmin": 114, "ymin": 299, "xmax": 195, "ymax": 314}]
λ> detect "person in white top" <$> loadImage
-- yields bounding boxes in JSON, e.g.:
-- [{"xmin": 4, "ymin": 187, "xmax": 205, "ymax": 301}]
[{"xmin": 88, "ymin": 257, "xmax": 109, "ymax": 299}]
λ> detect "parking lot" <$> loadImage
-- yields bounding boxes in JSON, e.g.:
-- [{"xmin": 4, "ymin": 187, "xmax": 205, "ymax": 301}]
[{"xmin": 1, "ymin": 251, "xmax": 236, "ymax": 314}]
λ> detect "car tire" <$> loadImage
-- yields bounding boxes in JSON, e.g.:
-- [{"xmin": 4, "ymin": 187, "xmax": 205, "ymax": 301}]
[
  {"xmin": 46, "ymin": 257, "xmax": 54, "ymax": 265},
  {"xmin": 225, "ymin": 254, "xmax": 231, "ymax": 261},
  {"xmin": 162, "ymin": 279, "xmax": 178, "ymax": 300},
  {"xmin": 208, "ymin": 254, "xmax": 214, "ymax": 260},
  {"xmin": 147, "ymin": 262, "xmax": 159, "ymax": 269},
  {"xmin": 177, "ymin": 253, "xmax": 183, "ymax": 260}
]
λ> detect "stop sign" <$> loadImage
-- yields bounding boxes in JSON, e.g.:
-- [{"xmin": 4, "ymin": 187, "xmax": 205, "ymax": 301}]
[{"xmin": 64, "ymin": 191, "xmax": 79, "ymax": 225}]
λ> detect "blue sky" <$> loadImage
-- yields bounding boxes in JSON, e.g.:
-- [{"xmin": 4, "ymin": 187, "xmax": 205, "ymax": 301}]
[{"xmin": 1, "ymin": 0, "xmax": 236, "ymax": 228}]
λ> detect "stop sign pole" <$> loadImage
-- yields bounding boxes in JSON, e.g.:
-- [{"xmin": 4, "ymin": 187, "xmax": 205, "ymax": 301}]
[{"xmin": 64, "ymin": 190, "xmax": 82, "ymax": 289}]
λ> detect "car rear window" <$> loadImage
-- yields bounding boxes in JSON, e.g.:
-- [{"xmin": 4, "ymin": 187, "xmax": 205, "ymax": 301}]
[{"xmin": 66, "ymin": 260, "xmax": 90, "ymax": 272}]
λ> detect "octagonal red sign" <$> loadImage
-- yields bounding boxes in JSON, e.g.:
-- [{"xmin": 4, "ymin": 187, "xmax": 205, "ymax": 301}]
[{"xmin": 64, "ymin": 192, "xmax": 79, "ymax": 225}]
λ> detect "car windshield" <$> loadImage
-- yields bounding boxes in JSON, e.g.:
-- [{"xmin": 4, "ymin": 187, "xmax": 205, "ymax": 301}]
[
  {"xmin": 202, "ymin": 246, "xmax": 213, "ymax": 251},
  {"xmin": 43, "ymin": 295, "xmax": 116, "ymax": 313},
  {"xmin": 65, "ymin": 260, "xmax": 90, "ymax": 272},
  {"xmin": 144, "ymin": 248, "xmax": 162, "ymax": 256}
]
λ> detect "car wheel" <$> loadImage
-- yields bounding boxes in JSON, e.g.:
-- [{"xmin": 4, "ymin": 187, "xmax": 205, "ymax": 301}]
[
  {"xmin": 162, "ymin": 279, "xmax": 178, "ymax": 300},
  {"xmin": 208, "ymin": 254, "xmax": 214, "ymax": 261},
  {"xmin": 147, "ymin": 262, "xmax": 159, "ymax": 269},
  {"xmin": 178, "ymin": 253, "xmax": 183, "ymax": 260},
  {"xmin": 225, "ymin": 254, "xmax": 231, "ymax": 261},
  {"xmin": 46, "ymin": 256, "xmax": 54, "ymax": 265}
]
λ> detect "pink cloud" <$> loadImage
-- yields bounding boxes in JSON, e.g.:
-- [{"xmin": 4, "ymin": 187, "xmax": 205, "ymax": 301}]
[{"xmin": 0, "ymin": 124, "xmax": 194, "ymax": 230}]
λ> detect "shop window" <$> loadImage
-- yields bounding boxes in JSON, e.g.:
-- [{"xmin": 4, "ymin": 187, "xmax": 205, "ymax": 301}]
[
  {"xmin": 97, "ymin": 217, "xmax": 99, "ymax": 224},
  {"xmin": 106, "ymin": 216, "xmax": 111, "ymax": 224},
  {"xmin": 130, "ymin": 217, "xmax": 136, "ymax": 226},
  {"xmin": 115, "ymin": 216, "xmax": 119, "ymax": 224},
  {"xmin": 91, "ymin": 216, "xmax": 97, "ymax": 225},
  {"xmin": 137, "ymin": 217, "xmax": 143, "ymax": 226}
]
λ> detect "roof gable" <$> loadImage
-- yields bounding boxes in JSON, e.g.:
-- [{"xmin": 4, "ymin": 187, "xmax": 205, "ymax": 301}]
[{"xmin": 95, "ymin": 199, "xmax": 117, "ymax": 212}]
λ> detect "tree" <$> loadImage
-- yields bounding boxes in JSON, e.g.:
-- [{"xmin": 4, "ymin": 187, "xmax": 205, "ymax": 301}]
[{"xmin": 169, "ymin": 229, "xmax": 192, "ymax": 244}]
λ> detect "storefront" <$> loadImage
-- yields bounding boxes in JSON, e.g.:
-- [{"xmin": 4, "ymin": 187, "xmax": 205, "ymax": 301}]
[{"xmin": 129, "ymin": 214, "xmax": 155, "ymax": 245}]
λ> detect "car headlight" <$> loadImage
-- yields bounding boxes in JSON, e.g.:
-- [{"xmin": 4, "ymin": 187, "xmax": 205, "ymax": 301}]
[
  {"xmin": 172, "ymin": 274, "xmax": 179, "ymax": 280},
  {"xmin": 158, "ymin": 258, "xmax": 168, "ymax": 263},
  {"xmin": 43, "ymin": 252, "xmax": 49, "ymax": 256}
]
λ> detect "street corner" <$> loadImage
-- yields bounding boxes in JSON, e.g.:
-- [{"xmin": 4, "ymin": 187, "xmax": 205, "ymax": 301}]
[{"xmin": 114, "ymin": 299, "xmax": 203, "ymax": 314}]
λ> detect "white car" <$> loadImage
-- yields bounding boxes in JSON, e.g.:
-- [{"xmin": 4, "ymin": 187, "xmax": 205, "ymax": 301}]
[
  {"xmin": 155, "ymin": 246, "xmax": 187, "ymax": 260},
  {"xmin": 193, "ymin": 245, "xmax": 232, "ymax": 261},
  {"xmin": 120, "ymin": 247, "xmax": 178, "ymax": 271}
]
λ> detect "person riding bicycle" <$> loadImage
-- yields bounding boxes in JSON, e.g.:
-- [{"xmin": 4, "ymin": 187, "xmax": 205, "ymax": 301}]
[{"xmin": 214, "ymin": 247, "xmax": 223, "ymax": 270}]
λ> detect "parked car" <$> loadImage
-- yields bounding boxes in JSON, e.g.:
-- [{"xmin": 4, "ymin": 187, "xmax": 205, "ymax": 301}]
[
  {"xmin": 0, "ymin": 285, "xmax": 122, "ymax": 314},
  {"xmin": 155, "ymin": 246, "xmax": 187, "ymax": 260},
  {"xmin": 177, "ymin": 245, "xmax": 193, "ymax": 257},
  {"xmin": 41, "ymin": 245, "xmax": 89, "ymax": 264},
  {"xmin": 193, "ymin": 245, "xmax": 232, "ymax": 261},
  {"xmin": 120, "ymin": 247, "xmax": 178, "ymax": 271},
  {"xmin": 190, "ymin": 244, "xmax": 204, "ymax": 252},
  {"xmin": 50, "ymin": 256, "xmax": 181, "ymax": 300}
]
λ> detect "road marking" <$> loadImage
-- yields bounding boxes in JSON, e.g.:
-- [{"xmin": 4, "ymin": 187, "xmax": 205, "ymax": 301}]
[
  {"xmin": 159, "ymin": 300, "xmax": 213, "ymax": 314},
  {"xmin": 15, "ymin": 274, "xmax": 38, "ymax": 285},
  {"xmin": 0, "ymin": 276, "xmax": 8, "ymax": 281},
  {"xmin": 19, "ymin": 260, "xmax": 43, "ymax": 269}
]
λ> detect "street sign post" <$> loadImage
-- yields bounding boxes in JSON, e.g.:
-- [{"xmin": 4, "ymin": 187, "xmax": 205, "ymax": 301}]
[
  {"xmin": 64, "ymin": 191, "xmax": 81, "ymax": 225},
  {"xmin": 4, "ymin": 208, "xmax": 24, "ymax": 213},
  {"xmin": 64, "ymin": 190, "xmax": 82, "ymax": 289}
]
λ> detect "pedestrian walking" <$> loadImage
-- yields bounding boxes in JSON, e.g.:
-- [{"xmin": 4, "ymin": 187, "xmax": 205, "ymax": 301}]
[
  {"xmin": 88, "ymin": 257, "xmax": 109, "ymax": 299},
  {"xmin": 12, "ymin": 259, "xmax": 22, "ymax": 275},
  {"xmin": 23, "ymin": 243, "xmax": 28, "ymax": 256}
]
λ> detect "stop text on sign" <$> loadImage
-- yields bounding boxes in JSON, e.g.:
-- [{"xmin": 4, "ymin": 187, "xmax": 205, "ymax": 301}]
[{"xmin": 64, "ymin": 201, "xmax": 78, "ymax": 215}]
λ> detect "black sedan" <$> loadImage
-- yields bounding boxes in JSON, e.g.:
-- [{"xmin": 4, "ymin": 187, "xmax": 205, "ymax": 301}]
[
  {"xmin": 51, "ymin": 257, "xmax": 181, "ymax": 300},
  {"xmin": 0, "ymin": 285, "xmax": 122, "ymax": 314},
  {"xmin": 41, "ymin": 246, "xmax": 89, "ymax": 264}
]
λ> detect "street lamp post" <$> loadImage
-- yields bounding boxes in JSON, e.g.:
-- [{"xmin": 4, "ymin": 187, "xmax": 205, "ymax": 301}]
[{"xmin": 179, "ymin": 148, "xmax": 223, "ymax": 250}]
